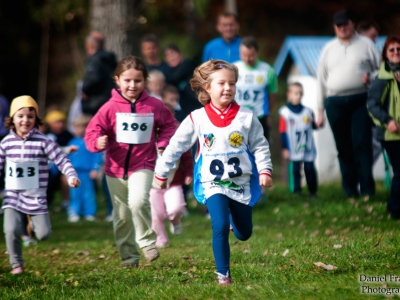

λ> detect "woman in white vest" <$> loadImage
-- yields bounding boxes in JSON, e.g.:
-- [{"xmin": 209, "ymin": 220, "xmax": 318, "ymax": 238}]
[{"xmin": 154, "ymin": 60, "xmax": 273, "ymax": 285}]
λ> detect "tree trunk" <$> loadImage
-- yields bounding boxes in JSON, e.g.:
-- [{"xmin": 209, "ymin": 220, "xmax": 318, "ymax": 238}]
[{"xmin": 89, "ymin": 0, "xmax": 142, "ymax": 60}]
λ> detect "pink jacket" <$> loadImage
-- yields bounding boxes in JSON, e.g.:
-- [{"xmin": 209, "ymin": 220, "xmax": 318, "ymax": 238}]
[{"xmin": 84, "ymin": 89, "xmax": 176, "ymax": 178}]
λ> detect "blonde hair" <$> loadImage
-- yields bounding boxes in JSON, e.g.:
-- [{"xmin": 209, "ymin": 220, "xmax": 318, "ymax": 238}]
[
  {"xmin": 148, "ymin": 70, "xmax": 165, "ymax": 82},
  {"xmin": 73, "ymin": 114, "xmax": 92, "ymax": 127},
  {"xmin": 190, "ymin": 60, "xmax": 238, "ymax": 106}
]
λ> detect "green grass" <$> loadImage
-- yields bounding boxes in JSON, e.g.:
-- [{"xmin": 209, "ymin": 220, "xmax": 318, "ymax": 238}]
[{"xmin": 0, "ymin": 183, "xmax": 399, "ymax": 299}]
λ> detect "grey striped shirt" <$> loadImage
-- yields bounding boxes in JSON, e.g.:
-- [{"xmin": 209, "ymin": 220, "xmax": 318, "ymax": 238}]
[{"xmin": 0, "ymin": 128, "xmax": 77, "ymax": 214}]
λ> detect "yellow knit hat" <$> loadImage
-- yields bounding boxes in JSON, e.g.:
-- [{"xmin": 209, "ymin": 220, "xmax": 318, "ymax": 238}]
[
  {"xmin": 45, "ymin": 110, "xmax": 66, "ymax": 124},
  {"xmin": 10, "ymin": 96, "xmax": 39, "ymax": 118}
]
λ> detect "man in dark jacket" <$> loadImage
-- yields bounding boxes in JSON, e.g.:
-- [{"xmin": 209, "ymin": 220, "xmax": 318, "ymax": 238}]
[{"xmin": 82, "ymin": 31, "xmax": 118, "ymax": 116}]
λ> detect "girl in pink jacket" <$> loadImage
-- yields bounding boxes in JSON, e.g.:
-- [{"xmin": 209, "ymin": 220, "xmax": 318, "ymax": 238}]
[{"xmin": 85, "ymin": 56, "xmax": 176, "ymax": 267}]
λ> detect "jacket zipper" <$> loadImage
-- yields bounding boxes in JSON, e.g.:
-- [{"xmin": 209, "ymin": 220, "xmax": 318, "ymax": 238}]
[{"xmin": 123, "ymin": 101, "xmax": 136, "ymax": 180}]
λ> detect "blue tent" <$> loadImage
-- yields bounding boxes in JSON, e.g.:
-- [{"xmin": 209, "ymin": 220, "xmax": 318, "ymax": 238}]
[{"xmin": 273, "ymin": 36, "xmax": 386, "ymax": 77}]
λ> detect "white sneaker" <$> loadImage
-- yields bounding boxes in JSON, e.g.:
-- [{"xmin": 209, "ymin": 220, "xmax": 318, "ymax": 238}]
[
  {"xmin": 68, "ymin": 215, "xmax": 79, "ymax": 223},
  {"xmin": 169, "ymin": 222, "xmax": 183, "ymax": 235},
  {"xmin": 105, "ymin": 215, "xmax": 113, "ymax": 222},
  {"xmin": 22, "ymin": 236, "xmax": 37, "ymax": 247},
  {"xmin": 85, "ymin": 216, "xmax": 95, "ymax": 221}
]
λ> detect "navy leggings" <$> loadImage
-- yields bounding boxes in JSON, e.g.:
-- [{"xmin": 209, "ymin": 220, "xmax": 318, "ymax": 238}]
[{"xmin": 206, "ymin": 194, "xmax": 253, "ymax": 274}]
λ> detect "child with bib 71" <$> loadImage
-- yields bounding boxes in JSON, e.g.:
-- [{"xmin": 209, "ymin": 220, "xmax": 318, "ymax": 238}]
[{"xmin": 154, "ymin": 59, "xmax": 273, "ymax": 285}]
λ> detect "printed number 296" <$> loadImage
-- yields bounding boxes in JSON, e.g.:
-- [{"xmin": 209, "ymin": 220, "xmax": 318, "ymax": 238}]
[
  {"xmin": 9, "ymin": 167, "xmax": 36, "ymax": 178},
  {"xmin": 122, "ymin": 122, "xmax": 147, "ymax": 131}
]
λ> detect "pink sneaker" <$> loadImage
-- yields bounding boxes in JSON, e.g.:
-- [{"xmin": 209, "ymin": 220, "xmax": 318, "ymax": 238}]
[
  {"xmin": 11, "ymin": 266, "xmax": 24, "ymax": 275},
  {"xmin": 216, "ymin": 271, "xmax": 232, "ymax": 286}
]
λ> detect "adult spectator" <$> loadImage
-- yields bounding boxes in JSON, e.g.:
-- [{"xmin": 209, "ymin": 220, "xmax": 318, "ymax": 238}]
[
  {"xmin": 357, "ymin": 21, "xmax": 382, "ymax": 164},
  {"xmin": 357, "ymin": 21, "xmax": 380, "ymax": 43},
  {"xmin": 367, "ymin": 35, "xmax": 400, "ymax": 219},
  {"xmin": 141, "ymin": 34, "xmax": 171, "ymax": 78},
  {"xmin": 233, "ymin": 36, "xmax": 278, "ymax": 141},
  {"xmin": 81, "ymin": 31, "xmax": 117, "ymax": 116},
  {"xmin": 164, "ymin": 44, "xmax": 202, "ymax": 114},
  {"xmin": 202, "ymin": 12, "xmax": 241, "ymax": 63},
  {"xmin": 316, "ymin": 10, "xmax": 381, "ymax": 199}
]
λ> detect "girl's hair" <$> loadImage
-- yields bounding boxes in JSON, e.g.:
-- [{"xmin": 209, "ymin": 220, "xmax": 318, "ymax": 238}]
[
  {"xmin": 190, "ymin": 60, "xmax": 238, "ymax": 105},
  {"xmin": 4, "ymin": 107, "xmax": 43, "ymax": 129},
  {"xmin": 114, "ymin": 56, "xmax": 149, "ymax": 81},
  {"xmin": 382, "ymin": 35, "xmax": 400, "ymax": 62}
]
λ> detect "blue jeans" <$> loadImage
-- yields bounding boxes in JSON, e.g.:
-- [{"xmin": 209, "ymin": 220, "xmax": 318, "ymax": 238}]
[{"xmin": 206, "ymin": 194, "xmax": 253, "ymax": 274}]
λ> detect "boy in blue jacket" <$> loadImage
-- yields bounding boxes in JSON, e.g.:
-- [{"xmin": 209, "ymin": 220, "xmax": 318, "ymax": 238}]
[{"xmin": 67, "ymin": 114, "xmax": 103, "ymax": 222}]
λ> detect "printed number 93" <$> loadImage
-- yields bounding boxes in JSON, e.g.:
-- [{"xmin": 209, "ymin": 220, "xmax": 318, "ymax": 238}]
[{"xmin": 209, "ymin": 157, "xmax": 243, "ymax": 181}]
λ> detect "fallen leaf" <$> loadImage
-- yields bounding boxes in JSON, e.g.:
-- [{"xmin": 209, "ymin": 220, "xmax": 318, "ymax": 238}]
[
  {"xmin": 333, "ymin": 244, "xmax": 342, "ymax": 249},
  {"xmin": 243, "ymin": 248, "xmax": 250, "ymax": 253},
  {"xmin": 52, "ymin": 249, "xmax": 61, "ymax": 255},
  {"xmin": 98, "ymin": 254, "xmax": 105, "ymax": 259},
  {"xmin": 277, "ymin": 233, "xmax": 283, "ymax": 239},
  {"xmin": 282, "ymin": 249, "xmax": 289, "ymax": 256},
  {"xmin": 76, "ymin": 250, "xmax": 90, "ymax": 256},
  {"xmin": 35, "ymin": 271, "xmax": 41, "ymax": 276},
  {"xmin": 325, "ymin": 229, "xmax": 334, "ymax": 235},
  {"xmin": 289, "ymin": 220, "xmax": 295, "ymax": 225},
  {"xmin": 263, "ymin": 249, "xmax": 268, "ymax": 256},
  {"xmin": 348, "ymin": 198, "xmax": 358, "ymax": 207},
  {"xmin": 273, "ymin": 207, "xmax": 279, "ymax": 213},
  {"xmin": 246, "ymin": 286, "xmax": 252, "ymax": 290},
  {"xmin": 313, "ymin": 262, "xmax": 338, "ymax": 270}
]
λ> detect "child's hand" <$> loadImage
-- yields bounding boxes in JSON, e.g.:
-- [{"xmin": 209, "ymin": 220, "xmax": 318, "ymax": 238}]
[
  {"xmin": 388, "ymin": 120, "xmax": 400, "ymax": 133},
  {"xmin": 97, "ymin": 135, "xmax": 108, "ymax": 150},
  {"xmin": 69, "ymin": 178, "xmax": 81, "ymax": 188},
  {"xmin": 155, "ymin": 177, "xmax": 167, "ymax": 189},
  {"xmin": 90, "ymin": 170, "xmax": 98, "ymax": 180},
  {"xmin": 260, "ymin": 174, "xmax": 273, "ymax": 188},
  {"xmin": 65, "ymin": 145, "xmax": 78, "ymax": 155},
  {"xmin": 282, "ymin": 149, "xmax": 290, "ymax": 160},
  {"xmin": 157, "ymin": 148, "xmax": 164, "ymax": 155},
  {"xmin": 184, "ymin": 176, "xmax": 193, "ymax": 185}
]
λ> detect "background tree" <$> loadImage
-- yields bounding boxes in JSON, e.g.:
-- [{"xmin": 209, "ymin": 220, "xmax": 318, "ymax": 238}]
[{"xmin": 89, "ymin": 0, "xmax": 149, "ymax": 60}]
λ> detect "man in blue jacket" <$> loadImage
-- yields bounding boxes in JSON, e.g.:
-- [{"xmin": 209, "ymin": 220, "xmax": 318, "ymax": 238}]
[{"xmin": 202, "ymin": 12, "xmax": 241, "ymax": 63}]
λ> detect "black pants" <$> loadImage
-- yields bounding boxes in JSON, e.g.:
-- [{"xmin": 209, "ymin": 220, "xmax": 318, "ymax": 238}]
[
  {"xmin": 291, "ymin": 161, "xmax": 318, "ymax": 194},
  {"xmin": 258, "ymin": 116, "xmax": 270, "ymax": 142},
  {"xmin": 326, "ymin": 93, "xmax": 375, "ymax": 197},
  {"xmin": 382, "ymin": 140, "xmax": 400, "ymax": 218}
]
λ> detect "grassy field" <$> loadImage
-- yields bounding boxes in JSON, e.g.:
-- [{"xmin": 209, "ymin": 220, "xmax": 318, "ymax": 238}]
[{"xmin": 0, "ymin": 182, "xmax": 399, "ymax": 299}]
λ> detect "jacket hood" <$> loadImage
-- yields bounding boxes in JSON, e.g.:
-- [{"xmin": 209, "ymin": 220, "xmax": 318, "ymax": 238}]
[
  {"xmin": 109, "ymin": 89, "xmax": 152, "ymax": 105},
  {"xmin": 94, "ymin": 49, "xmax": 117, "ymax": 70},
  {"xmin": 378, "ymin": 62, "xmax": 395, "ymax": 80}
]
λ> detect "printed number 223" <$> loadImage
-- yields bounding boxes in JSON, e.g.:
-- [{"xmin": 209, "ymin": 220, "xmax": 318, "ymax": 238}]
[
  {"xmin": 9, "ymin": 167, "xmax": 36, "ymax": 178},
  {"xmin": 209, "ymin": 157, "xmax": 243, "ymax": 181}
]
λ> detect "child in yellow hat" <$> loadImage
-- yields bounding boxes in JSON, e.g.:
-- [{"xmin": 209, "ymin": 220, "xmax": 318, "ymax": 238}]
[{"xmin": 1, "ymin": 96, "xmax": 80, "ymax": 274}]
